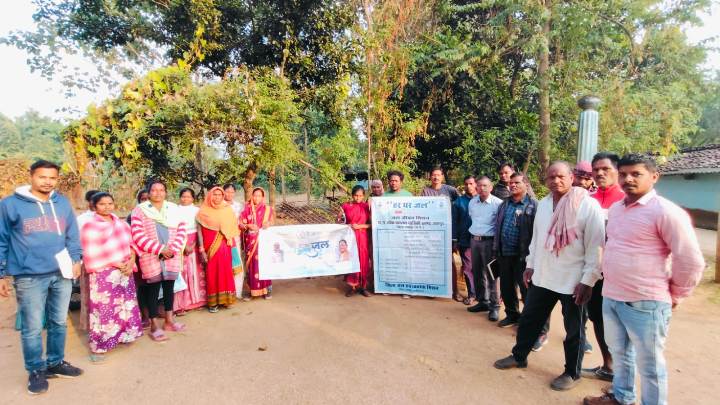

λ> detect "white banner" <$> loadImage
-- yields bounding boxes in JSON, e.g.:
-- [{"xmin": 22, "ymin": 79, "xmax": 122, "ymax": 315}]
[
  {"xmin": 258, "ymin": 224, "xmax": 361, "ymax": 280},
  {"xmin": 371, "ymin": 197, "xmax": 452, "ymax": 298}
]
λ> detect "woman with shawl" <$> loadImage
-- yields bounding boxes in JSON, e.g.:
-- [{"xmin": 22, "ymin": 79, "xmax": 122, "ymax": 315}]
[
  {"xmin": 130, "ymin": 180, "xmax": 188, "ymax": 342},
  {"xmin": 197, "ymin": 186, "xmax": 243, "ymax": 312},
  {"xmin": 338, "ymin": 185, "xmax": 372, "ymax": 297},
  {"xmin": 81, "ymin": 192, "xmax": 142, "ymax": 362},
  {"xmin": 173, "ymin": 188, "xmax": 207, "ymax": 314},
  {"xmin": 240, "ymin": 187, "xmax": 274, "ymax": 299}
]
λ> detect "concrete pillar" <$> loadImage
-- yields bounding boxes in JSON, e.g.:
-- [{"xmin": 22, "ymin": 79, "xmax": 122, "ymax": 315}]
[{"xmin": 577, "ymin": 95, "xmax": 601, "ymax": 163}]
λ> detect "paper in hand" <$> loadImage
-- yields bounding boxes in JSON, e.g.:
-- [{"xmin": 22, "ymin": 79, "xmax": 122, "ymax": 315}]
[
  {"xmin": 55, "ymin": 248, "xmax": 74, "ymax": 279},
  {"xmin": 486, "ymin": 258, "xmax": 497, "ymax": 281}
]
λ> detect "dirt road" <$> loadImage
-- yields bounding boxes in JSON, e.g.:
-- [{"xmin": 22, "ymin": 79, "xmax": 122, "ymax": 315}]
[{"xmin": 2, "ymin": 272, "xmax": 720, "ymax": 405}]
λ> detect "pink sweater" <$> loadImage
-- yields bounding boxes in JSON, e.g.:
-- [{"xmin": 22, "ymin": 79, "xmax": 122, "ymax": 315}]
[{"xmin": 602, "ymin": 190, "xmax": 705, "ymax": 304}]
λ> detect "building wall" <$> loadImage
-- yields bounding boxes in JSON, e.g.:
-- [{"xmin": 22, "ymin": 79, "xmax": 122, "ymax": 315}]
[
  {"xmin": 656, "ymin": 173, "xmax": 719, "ymax": 229},
  {"xmin": 656, "ymin": 173, "xmax": 719, "ymax": 212}
]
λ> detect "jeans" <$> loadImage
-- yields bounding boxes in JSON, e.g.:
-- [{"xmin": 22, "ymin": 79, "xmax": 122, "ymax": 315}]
[
  {"xmin": 470, "ymin": 238, "xmax": 498, "ymax": 309},
  {"xmin": 603, "ymin": 297, "xmax": 672, "ymax": 405},
  {"xmin": 512, "ymin": 285, "xmax": 586, "ymax": 379},
  {"xmin": 13, "ymin": 272, "xmax": 72, "ymax": 372}
]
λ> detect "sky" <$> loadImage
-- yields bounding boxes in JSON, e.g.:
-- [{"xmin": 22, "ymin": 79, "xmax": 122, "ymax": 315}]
[{"xmin": 1, "ymin": 1, "xmax": 719, "ymax": 122}]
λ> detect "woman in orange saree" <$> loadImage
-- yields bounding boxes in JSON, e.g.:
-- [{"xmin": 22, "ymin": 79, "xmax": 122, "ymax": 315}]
[{"xmin": 197, "ymin": 186, "xmax": 243, "ymax": 312}]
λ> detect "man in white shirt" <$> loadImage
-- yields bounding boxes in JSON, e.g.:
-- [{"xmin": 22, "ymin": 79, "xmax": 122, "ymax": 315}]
[
  {"xmin": 494, "ymin": 162, "xmax": 605, "ymax": 392},
  {"xmin": 466, "ymin": 176, "xmax": 503, "ymax": 321}
]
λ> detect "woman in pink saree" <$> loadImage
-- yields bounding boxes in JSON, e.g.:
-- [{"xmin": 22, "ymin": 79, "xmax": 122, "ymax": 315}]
[
  {"xmin": 338, "ymin": 185, "xmax": 372, "ymax": 297},
  {"xmin": 173, "ymin": 188, "xmax": 207, "ymax": 314},
  {"xmin": 240, "ymin": 187, "xmax": 274, "ymax": 299}
]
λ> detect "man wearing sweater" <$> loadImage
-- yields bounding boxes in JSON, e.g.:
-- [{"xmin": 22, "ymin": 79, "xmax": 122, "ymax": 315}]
[
  {"xmin": 583, "ymin": 154, "xmax": 705, "ymax": 405},
  {"xmin": 0, "ymin": 160, "xmax": 84, "ymax": 395},
  {"xmin": 494, "ymin": 161, "xmax": 605, "ymax": 392}
]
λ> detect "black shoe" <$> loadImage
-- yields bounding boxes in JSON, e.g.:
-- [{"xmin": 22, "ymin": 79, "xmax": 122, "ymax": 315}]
[
  {"xmin": 467, "ymin": 303, "xmax": 489, "ymax": 313},
  {"xmin": 497, "ymin": 317, "xmax": 519, "ymax": 328},
  {"xmin": 550, "ymin": 373, "xmax": 581, "ymax": 391},
  {"xmin": 493, "ymin": 355, "xmax": 528, "ymax": 370},
  {"xmin": 488, "ymin": 309, "xmax": 499, "ymax": 322},
  {"xmin": 27, "ymin": 370, "xmax": 48, "ymax": 395},
  {"xmin": 46, "ymin": 361, "xmax": 83, "ymax": 379}
]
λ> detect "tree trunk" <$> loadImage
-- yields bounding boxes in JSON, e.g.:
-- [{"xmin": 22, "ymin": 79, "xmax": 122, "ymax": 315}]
[
  {"xmin": 280, "ymin": 166, "xmax": 286, "ymax": 203},
  {"xmin": 194, "ymin": 139, "xmax": 205, "ymax": 193},
  {"xmin": 243, "ymin": 163, "xmax": 257, "ymax": 203},
  {"xmin": 363, "ymin": 0, "xmax": 374, "ymax": 181},
  {"xmin": 268, "ymin": 167, "xmax": 276, "ymax": 208},
  {"xmin": 537, "ymin": 1, "xmax": 552, "ymax": 173},
  {"xmin": 304, "ymin": 126, "xmax": 311, "ymax": 203}
]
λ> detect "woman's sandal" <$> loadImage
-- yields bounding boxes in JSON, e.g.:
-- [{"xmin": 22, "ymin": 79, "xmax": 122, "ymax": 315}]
[
  {"xmin": 163, "ymin": 322, "xmax": 186, "ymax": 332},
  {"xmin": 462, "ymin": 296, "xmax": 473, "ymax": 305},
  {"xmin": 360, "ymin": 289, "xmax": 372, "ymax": 297},
  {"xmin": 89, "ymin": 353, "xmax": 106, "ymax": 363},
  {"xmin": 149, "ymin": 329, "xmax": 169, "ymax": 342},
  {"xmin": 208, "ymin": 306, "xmax": 219, "ymax": 313},
  {"xmin": 345, "ymin": 288, "xmax": 357, "ymax": 297}
]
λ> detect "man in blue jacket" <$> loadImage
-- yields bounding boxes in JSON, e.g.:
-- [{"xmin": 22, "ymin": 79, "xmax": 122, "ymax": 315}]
[
  {"xmin": 452, "ymin": 175, "xmax": 477, "ymax": 304},
  {"xmin": 0, "ymin": 160, "xmax": 84, "ymax": 395}
]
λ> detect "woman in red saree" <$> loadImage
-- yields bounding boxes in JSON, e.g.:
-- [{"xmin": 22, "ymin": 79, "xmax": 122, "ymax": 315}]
[
  {"xmin": 197, "ymin": 187, "xmax": 243, "ymax": 312},
  {"xmin": 338, "ymin": 185, "xmax": 372, "ymax": 297},
  {"xmin": 240, "ymin": 187, "xmax": 274, "ymax": 299}
]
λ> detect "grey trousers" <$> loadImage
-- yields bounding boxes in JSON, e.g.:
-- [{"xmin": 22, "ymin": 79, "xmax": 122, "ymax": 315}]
[{"xmin": 470, "ymin": 238, "xmax": 499, "ymax": 309}]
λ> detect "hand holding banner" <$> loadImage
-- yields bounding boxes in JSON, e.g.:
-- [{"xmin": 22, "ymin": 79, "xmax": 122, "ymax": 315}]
[{"xmin": 371, "ymin": 197, "xmax": 452, "ymax": 298}]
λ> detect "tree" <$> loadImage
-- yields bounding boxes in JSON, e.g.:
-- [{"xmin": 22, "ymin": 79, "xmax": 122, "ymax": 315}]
[
  {"xmin": 693, "ymin": 77, "xmax": 720, "ymax": 146},
  {"xmin": 0, "ymin": 111, "xmax": 65, "ymax": 162},
  {"xmin": 64, "ymin": 64, "xmax": 304, "ymax": 204},
  {"xmin": 400, "ymin": 0, "xmax": 712, "ymax": 183},
  {"xmin": 3, "ymin": 1, "xmax": 357, "ymax": 94}
]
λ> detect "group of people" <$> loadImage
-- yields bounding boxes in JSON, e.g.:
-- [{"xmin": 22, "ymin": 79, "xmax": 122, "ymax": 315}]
[
  {"xmin": 0, "ymin": 163, "xmax": 280, "ymax": 394},
  {"xmin": 444, "ymin": 154, "xmax": 704, "ymax": 405},
  {"xmin": 0, "ymin": 153, "xmax": 707, "ymax": 405},
  {"xmin": 77, "ymin": 182, "xmax": 279, "ymax": 349}
]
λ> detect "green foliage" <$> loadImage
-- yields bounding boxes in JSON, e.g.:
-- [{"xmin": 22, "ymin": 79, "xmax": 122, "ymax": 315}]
[
  {"xmin": 64, "ymin": 64, "xmax": 304, "ymax": 189},
  {"xmin": 0, "ymin": 111, "xmax": 65, "ymax": 163},
  {"xmin": 401, "ymin": 0, "xmax": 713, "ymax": 185},
  {"xmin": 691, "ymin": 76, "xmax": 720, "ymax": 146},
  {"xmin": 5, "ymin": 0, "xmax": 717, "ymax": 194},
  {"xmin": 3, "ymin": 0, "xmax": 357, "ymax": 94}
]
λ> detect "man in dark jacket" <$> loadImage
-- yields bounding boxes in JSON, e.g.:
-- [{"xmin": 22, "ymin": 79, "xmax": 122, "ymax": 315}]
[
  {"xmin": 492, "ymin": 162, "xmax": 514, "ymax": 200},
  {"xmin": 452, "ymin": 175, "xmax": 478, "ymax": 304},
  {"xmin": 493, "ymin": 173, "xmax": 538, "ymax": 328},
  {"xmin": 0, "ymin": 160, "xmax": 84, "ymax": 395}
]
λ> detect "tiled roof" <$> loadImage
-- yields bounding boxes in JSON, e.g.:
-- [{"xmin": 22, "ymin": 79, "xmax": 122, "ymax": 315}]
[{"xmin": 659, "ymin": 144, "xmax": 720, "ymax": 175}]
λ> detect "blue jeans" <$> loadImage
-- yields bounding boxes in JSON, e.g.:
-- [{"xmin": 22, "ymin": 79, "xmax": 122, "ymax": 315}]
[
  {"xmin": 13, "ymin": 272, "xmax": 72, "ymax": 372},
  {"xmin": 603, "ymin": 297, "xmax": 672, "ymax": 405}
]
